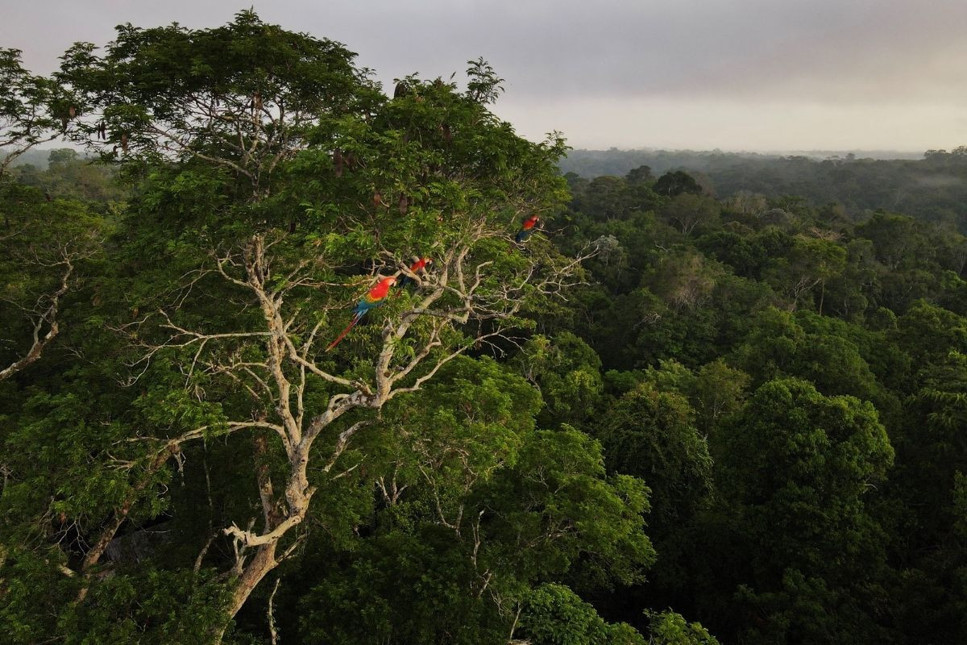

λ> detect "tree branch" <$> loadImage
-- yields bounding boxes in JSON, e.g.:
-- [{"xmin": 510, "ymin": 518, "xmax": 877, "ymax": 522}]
[{"xmin": 0, "ymin": 255, "xmax": 73, "ymax": 381}]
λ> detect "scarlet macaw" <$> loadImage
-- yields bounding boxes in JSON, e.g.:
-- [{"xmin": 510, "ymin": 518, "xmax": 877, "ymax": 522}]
[
  {"xmin": 396, "ymin": 257, "xmax": 433, "ymax": 290},
  {"xmin": 326, "ymin": 276, "xmax": 397, "ymax": 351},
  {"xmin": 515, "ymin": 215, "xmax": 540, "ymax": 243}
]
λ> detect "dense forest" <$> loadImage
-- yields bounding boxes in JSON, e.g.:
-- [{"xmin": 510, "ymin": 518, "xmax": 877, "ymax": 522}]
[
  {"xmin": 3, "ymin": 11, "xmax": 967, "ymax": 645},
  {"xmin": 561, "ymin": 147, "xmax": 967, "ymax": 234}
]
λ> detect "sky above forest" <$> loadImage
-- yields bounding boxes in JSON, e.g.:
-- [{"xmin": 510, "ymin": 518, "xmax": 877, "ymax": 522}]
[{"xmin": 3, "ymin": 0, "xmax": 967, "ymax": 153}]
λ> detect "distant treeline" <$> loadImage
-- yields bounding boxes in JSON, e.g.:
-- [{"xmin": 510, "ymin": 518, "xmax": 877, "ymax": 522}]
[
  {"xmin": 3, "ymin": 147, "xmax": 57, "ymax": 170},
  {"xmin": 560, "ymin": 148, "xmax": 925, "ymax": 178},
  {"xmin": 561, "ymin": 148, "xmax": 967, "ymax": 231}
]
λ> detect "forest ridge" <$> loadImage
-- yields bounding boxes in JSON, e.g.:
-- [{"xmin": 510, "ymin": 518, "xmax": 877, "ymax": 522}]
[
  {"xmin": 4, "ymin": 10, "xmax": 967, "ymax": 645},
  {"xmin": 562, "ymin": 147, "xmax": 967, "ymax": 233}
]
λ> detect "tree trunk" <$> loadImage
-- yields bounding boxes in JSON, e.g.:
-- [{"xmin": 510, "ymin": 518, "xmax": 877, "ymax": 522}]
[
  {"xmin": 229, "ymin": 542, "xmax": 279, "ymax": 618},
  {"xmin": 214, "ymin": 542, "xmax": 279, "ymax": 644}
]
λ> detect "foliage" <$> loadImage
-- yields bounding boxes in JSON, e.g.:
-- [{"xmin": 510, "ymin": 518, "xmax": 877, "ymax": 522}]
[
  {"xmin": 644, "ymin": 609, "xmax": 720, "ymax": 645},
  {"xmin": 595, "ymin": 379, "xmax": 713, "ymax": 534},
  {"xmin": 513, "ymin": 332, "xmax": 604, "ymax": 427},
  {"xmin": 516, "ymin": 584, "xmax": 645, "ymax": 645},
  {"xmin": 0, "ymin": 47, "xmax": 67, "ymax": 176},
  {"xmin": 0, "ymin": 182, "xmax": 108, "ymax": 380}
]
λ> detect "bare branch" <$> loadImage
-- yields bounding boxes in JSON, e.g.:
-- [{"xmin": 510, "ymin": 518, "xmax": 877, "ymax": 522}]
[
  {"xmin": 321, "ymin": 420, "xmax": 370, "ymax": 474},
  {"xmin": 0, "ymin": 255, "xmax": 73, "ymax": 381},
  {"xmin": 223, "ymin": 510, "xmax": 307, "ymax": 548}
]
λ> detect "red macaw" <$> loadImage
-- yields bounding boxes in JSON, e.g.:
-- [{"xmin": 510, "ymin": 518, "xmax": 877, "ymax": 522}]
[
  {"xmin": 326, "ymin": 276, "xmax": 397, "ymax": 351},
  {"xmin": 396, "ymin": 257, "xmax": 433, "ymax": 290},
  {"xmin": 515, "ymin": 215, "xmax": 540, "ymax": 243}
]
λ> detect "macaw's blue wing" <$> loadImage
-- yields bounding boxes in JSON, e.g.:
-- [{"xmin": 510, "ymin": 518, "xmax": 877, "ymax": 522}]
[{"xmin": 354, "ymin": 296, "xmax": 383, "ymax": 316}]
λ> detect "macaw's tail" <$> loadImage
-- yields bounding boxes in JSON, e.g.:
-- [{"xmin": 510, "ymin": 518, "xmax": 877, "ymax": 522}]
[{"xmin": 326, "ymin": 313, "xmax": 362, "ymax": 351}]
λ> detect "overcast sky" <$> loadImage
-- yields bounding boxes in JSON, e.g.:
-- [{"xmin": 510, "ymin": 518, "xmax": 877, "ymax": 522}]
[{"xmin": 4, "ymin": 0, "xmax": 967, "ymax": 153}]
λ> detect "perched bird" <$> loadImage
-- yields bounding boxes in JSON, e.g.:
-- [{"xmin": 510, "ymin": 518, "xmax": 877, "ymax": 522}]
[
  {"xmin": 326, "ymin": 276, "xmax": 397, "ymax": 351},
  {"xmin": 396, "ymin": 257, "xmax": 433, "ymax": 291},
  {"xmin": 515, "ymin": 215, "xmax": 540, "ymax": 244}
]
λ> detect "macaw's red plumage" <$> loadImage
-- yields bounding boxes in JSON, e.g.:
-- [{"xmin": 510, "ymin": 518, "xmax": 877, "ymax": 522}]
[
  {"xmin": 396, "ymin": 257, "xmax": 433, "ymax": 290},
  {"xmin": 326, "ymin": 276, "xmax": 396, "ymax": 351},
  {"xmin": 515, "ymin": 215, "xmax": 540, "ymax": 243},
  {"xmin": 410, "ymin": 257, "xmax": 432, "ymax": 273}
]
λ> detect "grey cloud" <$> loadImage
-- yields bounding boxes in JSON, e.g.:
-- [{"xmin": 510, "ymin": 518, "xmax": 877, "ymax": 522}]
[
  {"xmin": 3, "ymin": 0, "xmax": 967, "ymax": 150},
  {"xmin": 9, "ymin": 0, "xmax": 967, "ymax": 100}
]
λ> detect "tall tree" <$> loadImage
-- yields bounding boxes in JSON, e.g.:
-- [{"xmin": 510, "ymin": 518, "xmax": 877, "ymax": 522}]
[
  {"xmin": 32, "ymin": 11, "xmax": 593, "ymax": 638},
  {"xmin": 712, "ymin": 378, "xmax": 894, "ymax": 642}
]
